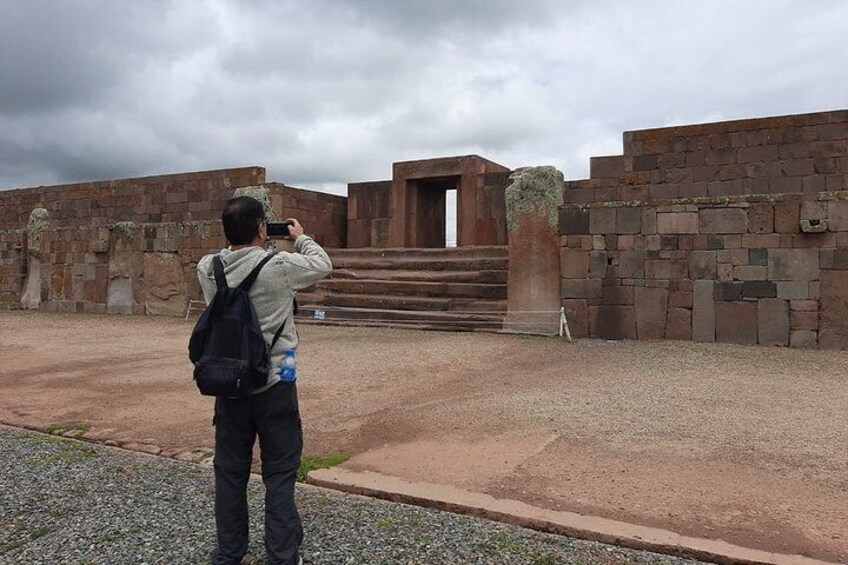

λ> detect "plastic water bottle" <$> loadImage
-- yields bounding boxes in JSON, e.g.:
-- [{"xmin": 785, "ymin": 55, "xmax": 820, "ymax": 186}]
[{"xmin": 280, "ymin": 349, "xmax": 297, "ymax": 383}]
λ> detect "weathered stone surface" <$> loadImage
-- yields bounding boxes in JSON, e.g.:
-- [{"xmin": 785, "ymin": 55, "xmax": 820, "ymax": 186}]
[
  {"xmin": 645, "ymin": 259, "xmax": 687, "ymax": 280},
  {"xmin": 715, "ymin": 282, "xmax": 743, "ymax": 301},
  {"xmin": 561, "ymin": 279, "xmax": 602, "ymax": 299},
  {"xmin": 656, "ymin": 212, "xmax": 698, "ymax": 234},
  {"xmin": 747, "ymin": 203, "xmax": 774, "ymax": 234},
  {"xmin": 768, "ymin": 249, "xmax": 819, "ymax": 281},
  {"xmin": 591, "ymin": 305, "xmax": 637, "ymax": 340},
  {"xmin": 107, "ymin": 278, "xmax": 134, "ymax": 315},
  {"xmin": 665, "ymin": 307, "xmax": 692, "ymax": 340},
  {"xmin": 21, "ymin": 208, "xmax": 52, "ymax": 310},
  {"xmin": 790, "ymin": 311, "xmax": 819, "ymax": 330},
  {"xmin": 733, "ymin": 266, "xmax": 768, "ymax": 281},
  {"xmin": 776, "ymin": 281, "xmax": 809, "ymax": 300},
  {"xmin": 561, "ymin": 299, "xmax": 588, "ymax": 338},
  {"xmin": 699, "ymin": 209, "xmax": 747, "ymax": 234},
  {"xmin": 689, "ymin": 251, "xmax": 716, "ymax": 279},
  {"xmin": 742, "ymin": 281, "xmax": 777, "ymax": 298},
  {"xmin": 233, "ymin": 185, "xmax": 277, "ymax": 220},
  {"xmin": 143, "ymin": 252, "xmax": 186, "ymax": 316},
  {"xmin": 590, "ymin": 208, "xmax": 615, "ymax": 234},
  {"xmin": 790, "ymin": 330, "xmax": 818, "ymax": 349},
  {"xmin": 559, "ymin": 209, "xmax": 590, "ymax": 235},
  {"xmin": 758, "ymin": 299, "xmax": 789, "ymax": 346},
  {"xmin": 589, "ymin": 251, "xmax": 607, "ymax": 279},
  {"xmin": 715, "ymin": 301, "xmax": 758, "ymax": 345},
  {"xmin": 693, "ymin": 280, "xmax": 715, "ymax": 342},
  {"xmin": 748, "ymin": 248, "xmax": 768, "ymax": 266},
  {"xmin": 827, "ymin": 200, "xmax": 848, "ymax": 231},
  {"xmin": 615, "ymin": 251, "xmax": 646, "ymax": 278},
  {"xmin": 560, "ymin": 249, "xmax": 589, "ymax": 279},
  {"xmin": 506, "ymin": 167, "xmax": 564, "ymax": 333},
  {"xmin": 616, "ymin": 207, "xmax": 642, "ymax": 234},
  {"xmin": 635, "ymin": 287, "xmax": 668, "ymax": 340},
  {"xmin": 773, "ymin": 201, "xmax": 800, "ymax": 233},
  {"xmin": 818, "ymin": 269, "xmax": 848, "ymax": 349}
]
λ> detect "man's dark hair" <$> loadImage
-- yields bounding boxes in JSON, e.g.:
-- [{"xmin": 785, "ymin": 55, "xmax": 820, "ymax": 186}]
[{"xmin": 222, "ymin": 196, "xmax": 265, "ymax": 245}]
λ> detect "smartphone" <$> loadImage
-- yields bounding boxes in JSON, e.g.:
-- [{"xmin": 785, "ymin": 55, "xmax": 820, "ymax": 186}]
[{"xmin": 266, "ymin": 220, "xmax": 294, "ymax": 238}]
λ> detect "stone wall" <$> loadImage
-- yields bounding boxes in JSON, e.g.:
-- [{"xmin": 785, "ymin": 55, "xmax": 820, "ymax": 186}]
[
  {"xmin": 267, "ymin": 183, "xmax": 347, "ymax": 248},
  {"xmin": 0, "ymin": 168, "xmax": 347, "ymax": 313},
  {"xmin": 566, "ymin": 110, "xmax": 847, "ymax": 203},
  {"xmin": 0, "ymin": 221, "xmax": 224, "ymax": 314},
  {"xmin": 0, "ymin": 167, "xmax": 266, "ymax": 229},
  {"xmin": 560, "ymin": 109, "xmax": 848, "ymax": 350},
  {"xmin": 346, "ymin": 181, "xmax": 392, "ymax": 248}
]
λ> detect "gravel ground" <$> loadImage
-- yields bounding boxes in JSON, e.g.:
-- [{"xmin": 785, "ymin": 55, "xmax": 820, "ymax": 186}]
[{"xmin": 0, "ymin": 427, "xmax": 708, "ymax": 565}]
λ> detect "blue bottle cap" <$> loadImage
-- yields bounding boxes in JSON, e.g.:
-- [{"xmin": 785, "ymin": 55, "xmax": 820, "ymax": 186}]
[{"xmin": 285, "ymin": 349, "xmax": 295, "ymax": 355}]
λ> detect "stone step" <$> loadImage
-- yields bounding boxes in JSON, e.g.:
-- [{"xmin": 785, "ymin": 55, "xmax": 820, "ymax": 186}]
[
  {"xmin": 297, "ymin": 292, "xmax": 507, "ymax": 313},
  {"xmin": 329, "ymin": 269, "xmax": 508, "ymax": 284},
  {"xmin": 316, "ymin": 279, "xmax": 507, "ymax": 300},
  {"xmin": 325, "ymin": 246, "xmax": 507, "ymax": 259},
  {"xmin": 327, "ymin": 256, "xmax": 508, "ymax": 272},
  {"xmin": 296, "ymin": 305, "xmax": 503, "ymax": 332},
  {"xmin": 296, "ymin": 318, "xmax": 498, "ymax": 333}
]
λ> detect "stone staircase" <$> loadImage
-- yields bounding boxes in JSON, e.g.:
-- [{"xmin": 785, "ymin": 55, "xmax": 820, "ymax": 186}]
[{"xmin": 296, "ymin": 246, "xmax": 508, "ymax": 332}]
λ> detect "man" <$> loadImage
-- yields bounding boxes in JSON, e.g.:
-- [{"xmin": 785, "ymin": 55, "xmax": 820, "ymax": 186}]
[{"xmin": 197, "ymin": 196, "xmax": 332, "ymax": 565}]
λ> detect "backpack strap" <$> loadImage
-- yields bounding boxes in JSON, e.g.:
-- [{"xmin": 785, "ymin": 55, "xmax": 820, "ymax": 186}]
[
  {"xmin": 237, "ymin": 252, "xmax": 277, "ymax": 292},
  {"xmin": 213, "ymin": 256, "xmax": 227, "ymax": 289}
]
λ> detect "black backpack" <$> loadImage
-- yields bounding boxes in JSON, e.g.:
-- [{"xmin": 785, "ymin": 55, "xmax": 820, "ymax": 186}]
[{"xmin": 188, "ymin": 253, "xmax": 286, "ymax": 398}]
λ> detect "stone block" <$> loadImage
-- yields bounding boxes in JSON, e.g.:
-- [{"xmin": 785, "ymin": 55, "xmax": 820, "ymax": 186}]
[
  {"xmin": 560, "ymin": 249, "xmax": 589, "ymax": 279},
  {"xmin": 818, "ymin": 269, "xmax": 848, "ymax": 349},
  {"xmin": 790, "ymin": 299, "xmax": 818, "ymax": 312},
  {"xmin": 689, "ymin": 251, "xmax": 717, "ymax": 279},
  {"xmin": 699, "ymin": 209, "xmax": 747, "ymax": 234},
  {"xmin": 615, "ymin": 251, "xmax": 646, "ymax": 278},
  {"xmin": 717, "ymin": 263, "xmax": 733, "ymax": 281},
  {"xmin": 828, "ymin": 200, "xmax": 848, "ymax": 231},
  {"xmin": 715, "ymin": 282, "xmax": 743, "ymax": 301},
  {"xmin": 768, "ymin": 249, "xmax": 819, "ymax": 281},
  {"xmin": 657, "ymin": 212, "xmax": 699, "ymax": 234},
  {"xmin": 561, "ymin": 299, "xmax": 588, "ymax": 338},
  {"xmin": 790, "ymin": 330, "xmax": 818, "ymax": 349},
  {"xmin": 758, "ymin": 299, "xmax": 789, "ymax": 346},
  {"xmin": 142, "ymin": 252, "xmax": 186, "ymax": 316},
  {"xmin": 665, "ymin": 307, "xmax": 692, "ymax": 340},
  {"xmin": 616, "ymin": 207, "xmax": 642, "ymax": 234},
  {"xmin": 589, "ymin": 251, "xmax": 608, "ymax": 279},
  {"xmin": 748, "ymin": 248, "xmax": 768, "ymax": 266},
  {"xmin": 733, "ymin": 266, "xmax": 768, "ymax": 281},
  {"xmin": 693, "ymin": 280, "xmax": 715, "ymax": 342},
  {"xmin": 591, "ymin": 305, "xmax": 637, "ymax": 340},
  {"xmin": 747, "ymin": 203, "xmax": 774, "ymax": 234},
  {"xmin": 590, "ymin": 208, "xmax": 616, "ymax": 234},
  {"xmin": 777, "ymin": 281, "xmax": 810, "ymax": 300},
  {"xmin": 590, "ymin": 156, "xmax": 625, "ymax": 179},
  {"xmin": 642, "ymin": 208, "xmax": 657, "ymax": 234},
  {"xmin": 774, "ymin": 201, "xmax": 800, "ymax": 233},
  {"xmin": 743, "ymin": 281, "xmax": 777, "ymax": 298},
  {"xmin": 645, "ymin": 259, "xmax": 687, "ymax": 280},
  {"xmin": 561, "ymin": 278, "xmax": 602, "ymax": 299},
  {"xmin": 635, "ymin": 287, "xmax": 669, "ymax": 340},
  {"xmin": 715, "ymin": 301, "xmax": 758, "ymax": 345},
  {"xmin": 560, "ymin": 209, "xmax": 590, "ymax": 235},
  {"xmin": 669, "ymin": 291, "xmax": 694, "ymax": 308},
  {"xmin": 602, "ymin": 285, "xmax": 635, "ymax": 305},
  {"xmin": 790, "ymin": 311, "xmax": 819, "ymax": 331}
]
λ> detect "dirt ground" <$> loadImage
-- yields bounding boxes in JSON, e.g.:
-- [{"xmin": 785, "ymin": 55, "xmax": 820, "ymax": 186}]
[{"xmin": 0, "ymin": 311, "xmax": 845, "ymax": 562}]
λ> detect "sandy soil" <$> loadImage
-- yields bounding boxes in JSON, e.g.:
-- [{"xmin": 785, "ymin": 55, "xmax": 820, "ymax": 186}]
[{"xmin": 0, "ymin": 311, "xmax": 845, "ymax": 562}]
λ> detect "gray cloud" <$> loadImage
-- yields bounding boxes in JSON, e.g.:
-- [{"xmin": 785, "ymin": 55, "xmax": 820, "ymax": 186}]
[{"xmin": 1, "ymin": 0, "xmax": 846, "ymax": 195}]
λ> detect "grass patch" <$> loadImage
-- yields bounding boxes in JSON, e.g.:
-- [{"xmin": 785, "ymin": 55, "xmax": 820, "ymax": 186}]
[
  {"xmin": 297, "ymin": 455, "xmax": 349, "ymax": 483},
  {"xmin": 45, "ymin": 422, "xmax": 90, "ymax": 439},
  {"xmin": 25, "ymin": 439, "xmax": 97, "ymax": 468}
]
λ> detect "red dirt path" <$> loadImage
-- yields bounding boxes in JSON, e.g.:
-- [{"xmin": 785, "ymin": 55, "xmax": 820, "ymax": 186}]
[{"xmin": 0, "ymin": 311, "xmax": 845, "ymax": 562}]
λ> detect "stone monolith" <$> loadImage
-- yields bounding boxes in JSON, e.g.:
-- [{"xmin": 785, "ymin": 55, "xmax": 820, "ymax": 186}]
[{"xmin": 504, "ymin": 166, "xmax": 564, "ymax": 334}]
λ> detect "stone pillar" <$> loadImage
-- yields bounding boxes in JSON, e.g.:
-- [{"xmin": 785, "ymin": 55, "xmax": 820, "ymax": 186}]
[
  {"xmin": 107, "ymin": 222, "xmax": 137, "ymax": 315},
  {"xmin": 503, "ymin": 166, "xmax": 564, "ymax": 334},
  {"xmin": 20, "ymin": 208, "xmax": 51, "ymax": 310}
]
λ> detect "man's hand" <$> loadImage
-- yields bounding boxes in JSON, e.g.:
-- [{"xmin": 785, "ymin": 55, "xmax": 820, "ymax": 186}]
[{"xmin": 285, "ymin": 218, "xmax": 305, "ymax": 240}]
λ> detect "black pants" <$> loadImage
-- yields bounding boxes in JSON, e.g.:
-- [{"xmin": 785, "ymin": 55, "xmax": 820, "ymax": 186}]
[{"xmin": 212, "ymin": 382, "xmax": 303, "ymax": 565}]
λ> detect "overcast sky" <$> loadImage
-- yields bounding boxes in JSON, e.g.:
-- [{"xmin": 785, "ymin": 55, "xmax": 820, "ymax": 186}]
[{"xmin": 1, "ymin": 0, "xmax": 847, "ymax": 195}]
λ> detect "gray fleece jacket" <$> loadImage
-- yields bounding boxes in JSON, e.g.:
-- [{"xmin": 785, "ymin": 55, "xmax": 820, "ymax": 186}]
[{"xmin": 197, "ymin": 235, "xmax": 332, "ymax": 394}]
